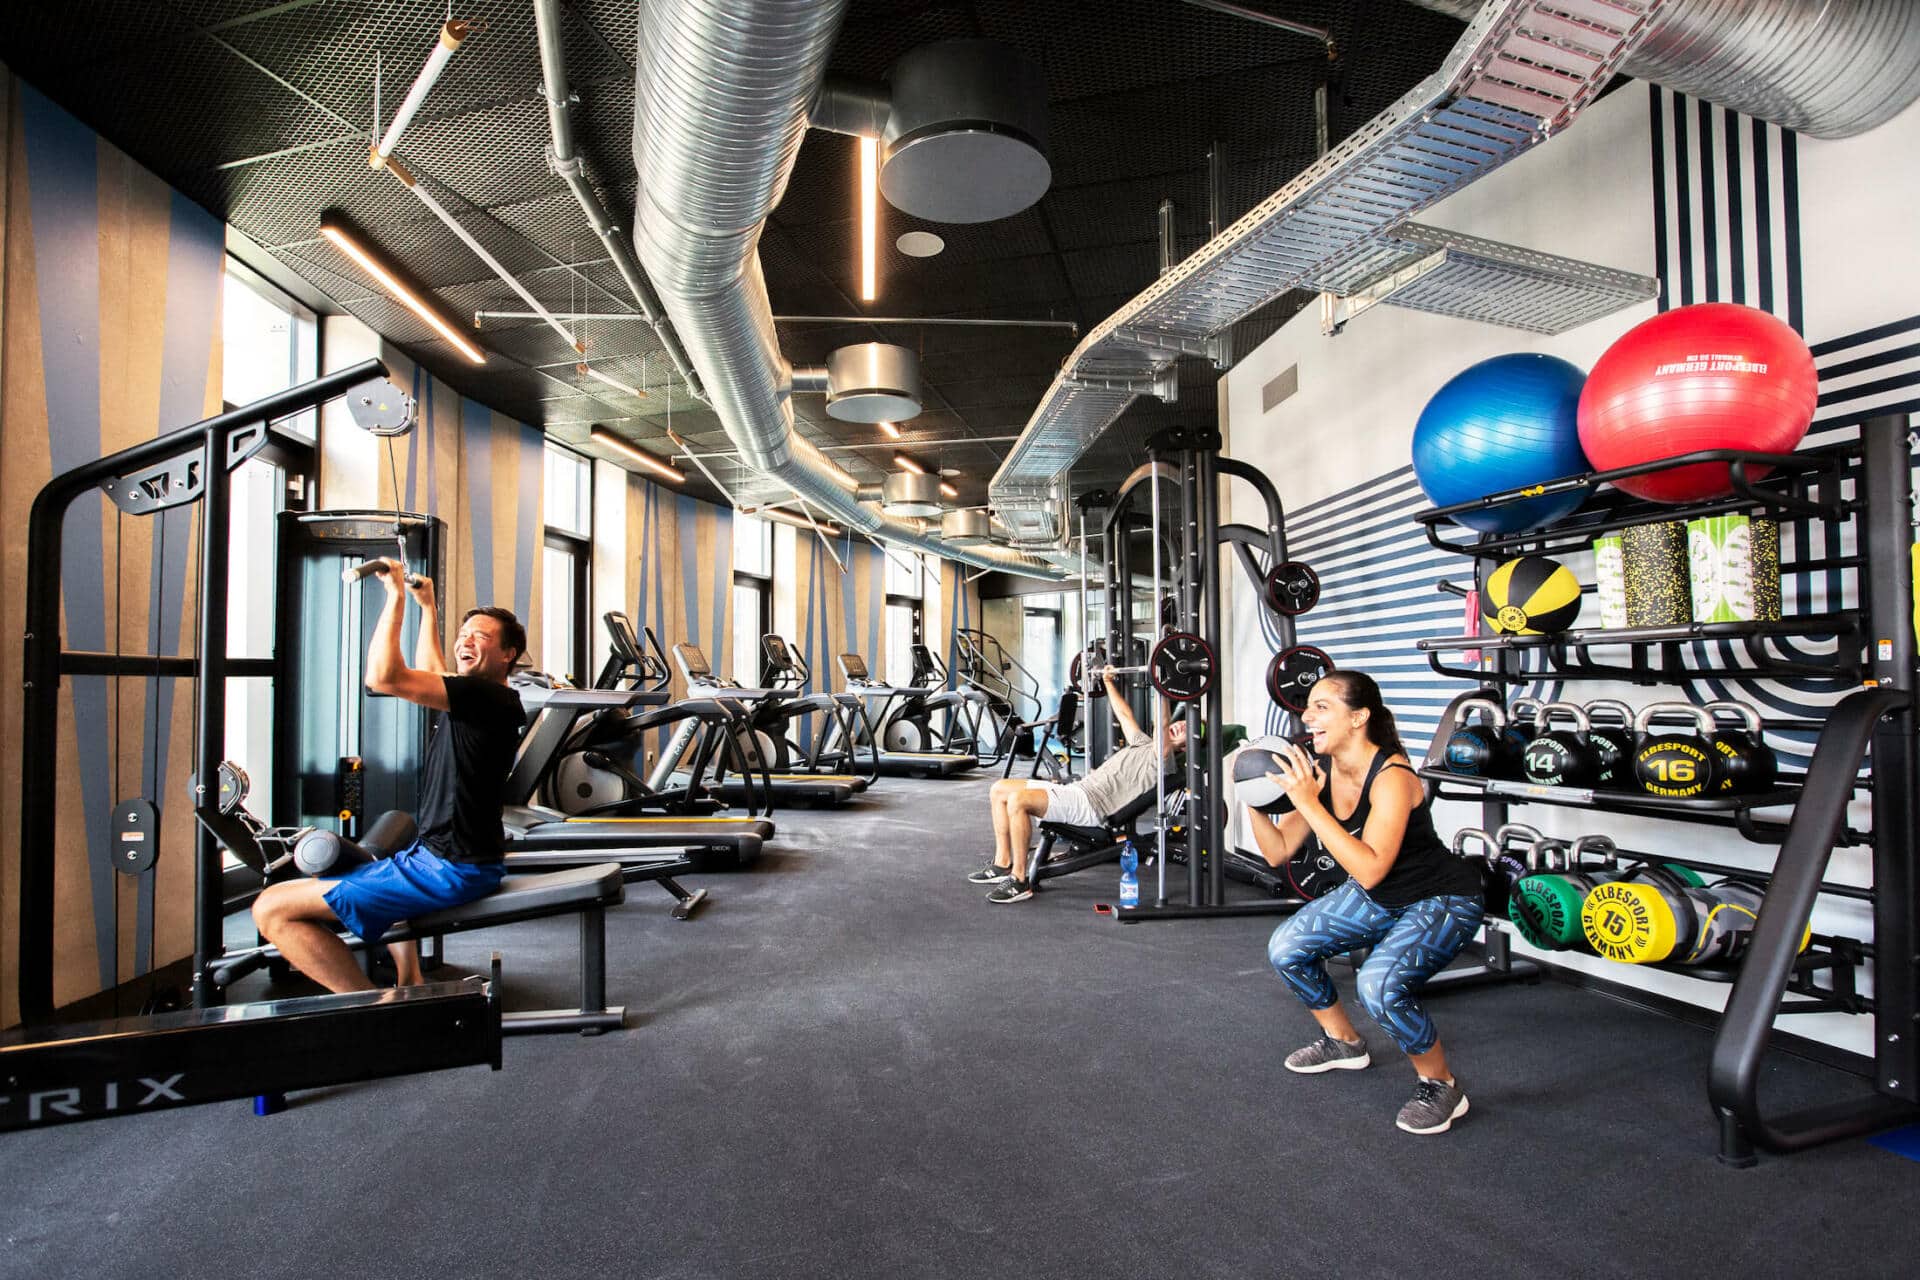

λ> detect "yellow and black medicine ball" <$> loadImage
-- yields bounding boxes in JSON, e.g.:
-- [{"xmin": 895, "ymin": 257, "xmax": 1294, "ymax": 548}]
[{"xmin": 1482, "ymin": 555, "xmax": 1582, "ymax": 635}]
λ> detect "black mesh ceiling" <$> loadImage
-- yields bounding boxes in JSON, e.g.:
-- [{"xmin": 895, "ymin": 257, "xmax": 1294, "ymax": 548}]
[{"xmin": 1, "ymin": 0, "xmax": 1464, "ymax": 507}]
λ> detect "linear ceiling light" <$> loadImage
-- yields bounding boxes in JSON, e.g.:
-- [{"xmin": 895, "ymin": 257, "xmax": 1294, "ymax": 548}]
[
  {"xmin": 877, "ymin": 419, "xmax": 900, "ymax": 439},
  {"xmin": 319, "ymin": 215, "xmax": 485, "ymax": 364},
  {"xmin": 578, "ymin": 363, "xmax": 648, "ymax": 398},
  {"xmin": 757, "ymin": 506, "xmax": 843, "ymax": 538},
  {"xmin": 859, "ymin": 136, "xmax": 879, "ymax": 301},
  {"xmin": 893, "ymin": 453, "xmax": 924, "ymax": 474},
  {"xmin": 591, "ymin": 427, "xmax": 683, "ymax": 484},
  {"xmin": 940, "ymin": 481, "xmax": 959, "ymax": 498}
]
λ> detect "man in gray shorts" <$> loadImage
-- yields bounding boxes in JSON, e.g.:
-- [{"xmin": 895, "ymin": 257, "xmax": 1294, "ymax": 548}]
[{"xmin": 968, "ymin": 669, "xmax": 1187, "ymax": 903}]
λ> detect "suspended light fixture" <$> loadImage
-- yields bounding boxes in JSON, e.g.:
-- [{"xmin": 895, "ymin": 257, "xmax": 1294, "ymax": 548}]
[
  {"xmin": 881, "ymin": 472, "xmax": 943, "ymax": 517},
  {"xmin": 318, "ymin": 214, "xmax": 485, "ymax": 364},
  {"xmin": 591, "ymin": 427, "xmax": 683, "ymax": 484}
]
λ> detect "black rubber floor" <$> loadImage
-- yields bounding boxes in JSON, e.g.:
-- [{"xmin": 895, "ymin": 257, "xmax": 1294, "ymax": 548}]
[{"xmin": 5, "ymin": 773, "xmax": 1917, "ymax": 1278}]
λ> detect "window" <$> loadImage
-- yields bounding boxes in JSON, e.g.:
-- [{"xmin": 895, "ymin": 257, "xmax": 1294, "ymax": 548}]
[
  {"xmin": 732, "ymin": 514, "xmax": 773, "ymax": 682},
  {"xmin": 1023, "ymin": 604, "xmax": 1063, "ymax": 710},
  {"xmin": 883, "ymin": 547, "xmax": 928, "ymax": 687},
  {"xmin": 220, "ymin": 258, "xmax": 317, "ymax": 838},
  {"xmin": 542, "ymin": 444, "xmax": 593, "ymax": 683},
  {"xmin": 545, "ymin": 442, "xmax": 592, "ymax": 539}
]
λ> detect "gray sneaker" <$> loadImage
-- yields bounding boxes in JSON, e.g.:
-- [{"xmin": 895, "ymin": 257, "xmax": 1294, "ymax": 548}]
[
  {"xmin": 1396, "ymin": 1077, "xmax": 1469, "ymax": 1134},
  {"xmin": 966, "ymin": 862, "xmax": 1013, "ymax": 884},
  {"xmin": 986, "ymin": 877, "xmax": 1034, "ymax": 904},
  {"xmin": 1284, "ymin": 1034, "xmax": 1371, "ymax": 1074}
]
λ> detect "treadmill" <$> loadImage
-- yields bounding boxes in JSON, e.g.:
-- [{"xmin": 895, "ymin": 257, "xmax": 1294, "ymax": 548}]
[
  {"xmin": 670, "ymin": 642, "xmax": 868, "ymax": 806},
  {"xmin": 501, "ymin": 675, "xmax": 773, "ymax": 873},
  {"xmin": 908, "ymin": 642, "xmax": 996, "ymax": 754},
  {"xmin": 832, "ymin": 653, "xmax": 980, "ymax": 777}
]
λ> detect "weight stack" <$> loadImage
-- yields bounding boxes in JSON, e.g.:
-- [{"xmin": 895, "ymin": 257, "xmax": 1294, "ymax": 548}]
[
  {"xmin": 1592, "ymin": 533, "xmax": 1628, "ymax": 629},
  {"xmin": 1687, "ymin": 514, "xmax": 1781, "ymax": 623},
  {"xmin": 1622, "ymin": 521, "xmax": 1690, "ymax": 627}
]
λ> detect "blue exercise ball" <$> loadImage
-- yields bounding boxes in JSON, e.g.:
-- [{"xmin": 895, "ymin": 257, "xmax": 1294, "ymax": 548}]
[{"xmin": 1412, "ymin": 354, "xmax": 1590, "ymax": 534}]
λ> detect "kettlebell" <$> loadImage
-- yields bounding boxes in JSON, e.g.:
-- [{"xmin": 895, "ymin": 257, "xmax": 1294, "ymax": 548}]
[
  {"xmin": 1703, "ymin": 701, "xmax": 1778, "ymax": 796},
  {"xmin": 1483, "ymin": 822, "xmax": 1544, "ymax": 919},
  {"xmin": 1583, "ymin": 699, "xmax": 1637, "ymax": 789},
  {"xmin": 1450, "ymin": 827, "xmax": 1498, "ymax": 903},
  {"xmin": 1443, "ymin": 698, "xmax": 1516, "ymax": 778},
  {"xmin": 1509, "ymin": 835, "xmax": 1706, "ymax": 951},
  {"xmin": 1521, "ymin": 702, "xmax": 1601, "ymax": 788},
  {"xmin": 1631, "ymin": 702, "xmax": 1724, "ymax": 799}
]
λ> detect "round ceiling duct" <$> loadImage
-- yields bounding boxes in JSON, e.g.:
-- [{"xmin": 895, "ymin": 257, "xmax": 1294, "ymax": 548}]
[
  {"xmin": 881, "ymin": 471, "xmax": 944, "ymax": 518},
  {"xmin": 881, "ymin": 39, "xmax": 1051, "ymax": 225},
  {"xmin": 940, "ymin": 508, "xmax": 993, "ymax": 544},
  {"xmin": 825, "ymin": 342, "xmax": 922, "ymax": 423}
]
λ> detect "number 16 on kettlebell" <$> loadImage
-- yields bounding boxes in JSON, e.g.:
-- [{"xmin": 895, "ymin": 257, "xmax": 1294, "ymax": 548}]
[{"xmin": 1632, "ymin": 703, "xmax": 1725, "ymax": 799}]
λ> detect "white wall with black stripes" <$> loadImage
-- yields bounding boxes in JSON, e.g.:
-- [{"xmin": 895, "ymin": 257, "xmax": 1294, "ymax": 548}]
[{"xmin": 1222, "ymin": 85, "xmax": 1920, "ymax": 1054}]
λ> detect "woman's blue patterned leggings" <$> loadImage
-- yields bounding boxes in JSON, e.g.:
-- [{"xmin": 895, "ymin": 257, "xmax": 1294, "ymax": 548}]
[{"xmin": 1266, "ymin": 879, "xmax": 1485, "ymax": 1056}]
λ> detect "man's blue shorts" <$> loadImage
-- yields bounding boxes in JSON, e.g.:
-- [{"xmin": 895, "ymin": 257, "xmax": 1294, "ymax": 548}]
[{"xmin": 321, "ymin": 841, "xmax": 504, "ymax": 943}]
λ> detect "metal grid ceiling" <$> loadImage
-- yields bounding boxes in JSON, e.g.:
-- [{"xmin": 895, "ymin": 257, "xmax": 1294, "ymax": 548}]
[{"xmin": 0, "ymin": 0, "xmax": 1464, "ymax": 506}]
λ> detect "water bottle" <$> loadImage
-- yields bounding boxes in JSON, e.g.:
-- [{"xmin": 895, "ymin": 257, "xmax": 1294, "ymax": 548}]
[{"xmin": 1118, "ymin": 839, "xmax": 1140, "ymax": 909}]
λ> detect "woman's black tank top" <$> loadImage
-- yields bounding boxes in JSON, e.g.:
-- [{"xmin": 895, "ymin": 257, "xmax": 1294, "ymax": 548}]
[{"xmin": 1308, "ymin": 749, "xmax": 1484, "ymax": 909}]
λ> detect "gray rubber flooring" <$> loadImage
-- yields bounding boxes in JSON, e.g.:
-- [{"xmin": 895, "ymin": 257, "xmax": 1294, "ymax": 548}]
[{"xmin": 4, "ymin": 772, "xmax": 1917, "ymax": 1278}]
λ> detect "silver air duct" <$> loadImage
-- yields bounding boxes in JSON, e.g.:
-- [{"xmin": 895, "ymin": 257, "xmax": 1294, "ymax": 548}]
[
  {"xmin": 882, "ymin": 472, "xmax": 944, "ymax": 517},
  {"xmin": 941, "ymin": 508, "xmax": 994, "ymax": 544},
  {"xmin": 1406, "ymin": 0, "xmax": 1920, "ymax": 138},
  {"xmin": 631, "ymin": 0, "xmax": 1058, "ymax": 577}
]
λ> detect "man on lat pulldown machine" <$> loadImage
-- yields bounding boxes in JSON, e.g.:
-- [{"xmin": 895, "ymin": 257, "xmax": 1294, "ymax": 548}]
[
  {"xmin": 968, "ymin": 668, "xmax": 1188, "ymax": 904},
  {"xmin": 252, "ymin": 560, "xmax": 526, "ymax": 991},
  {"xmin": 1245, "ymin": 670, "xmax": 1486, "ymax": 1136}
]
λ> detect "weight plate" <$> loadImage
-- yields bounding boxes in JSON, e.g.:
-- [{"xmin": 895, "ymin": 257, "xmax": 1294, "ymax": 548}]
[
  {"xmin": 1149, "ymin": 631, "xmax": 1214, "ymax": 702},
  {"xmin": 1264, "ymin": 645, "xmax": 1334, "ymax": 714},
  {"xmin": 1284, "ymin": 848, "xmax": 1345, "ymax": 900},
  {"xmin": 1264, "ymin": 561, "xmax": 1322, "ymax": 617}
]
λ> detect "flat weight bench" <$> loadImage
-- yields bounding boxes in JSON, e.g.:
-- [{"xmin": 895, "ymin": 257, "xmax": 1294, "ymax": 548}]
[{"xmin": 216, "ymin": 864, "xmax": 628, "ymax": 1036}]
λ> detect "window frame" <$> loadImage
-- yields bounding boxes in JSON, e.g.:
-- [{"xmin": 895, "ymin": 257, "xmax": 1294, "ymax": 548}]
[{"xmin": 544, "ymin": 528, "xmax": 591, "ymax": 685}]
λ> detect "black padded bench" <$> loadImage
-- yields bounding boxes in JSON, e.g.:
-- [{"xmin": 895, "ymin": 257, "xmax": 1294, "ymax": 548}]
[
  {"xmin": 216, "ymin": 864, "xmax": 628, "ymax": 1036},
  {"xmin": 1029, "ymin": 779, "xmax": 1168, "ymax": 887}
]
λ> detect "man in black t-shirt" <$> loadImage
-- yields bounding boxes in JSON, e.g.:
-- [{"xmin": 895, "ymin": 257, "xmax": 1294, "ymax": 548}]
[{"xmin": 253, "ymin": 561, "xmax": 525, "ymax": 993}]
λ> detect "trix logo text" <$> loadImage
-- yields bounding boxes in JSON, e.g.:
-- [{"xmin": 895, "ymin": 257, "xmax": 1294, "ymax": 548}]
[{"xmin": 2, "ymin": 1074, "xmax": 186, "ymax": 1124}]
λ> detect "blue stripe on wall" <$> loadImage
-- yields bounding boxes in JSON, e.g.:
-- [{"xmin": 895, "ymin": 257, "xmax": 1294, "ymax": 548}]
[
  {"xmin": 24, "ymin": 87, "xmax": 116, "ymax": 990},
  {"xmin": 134, "ymin": 191, "xmax": 223, "ymax": 973},
  {"xmin": 513, "ymin": 423, "xmax": 542, "ymax": 625},
  {"xmin": 677, "ymin": 494, "xmax": 701, "ymax": 652},
  {"xmin": 462, "ymin": 397, "xmax": 495, "ymax": 605},
  {"xmin": 711, "ymin": 506, "xmax": 733, "ymax": 670},
  {"xmin": 867, "ymin": 547, "xmax": 882, "ymax": 670}
]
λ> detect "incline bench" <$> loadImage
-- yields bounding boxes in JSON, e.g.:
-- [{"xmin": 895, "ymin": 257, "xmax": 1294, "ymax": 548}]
[
  {"xmin": 1028, "ymin": 778, "xmax": 1169, "ymax": 888},
  {"xmin": 215, "ymin": 864, "xmax": 629, "ymax": 1035}
]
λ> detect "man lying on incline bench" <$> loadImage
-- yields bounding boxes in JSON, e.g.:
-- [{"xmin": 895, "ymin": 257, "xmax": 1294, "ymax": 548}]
[
  {"xmin": 253, "ymin": 561, "xmax": 527, "ymax": 992},
  {"xmin": 969, "ymin": 669, "xmax": 1186, "ymax": 903}
]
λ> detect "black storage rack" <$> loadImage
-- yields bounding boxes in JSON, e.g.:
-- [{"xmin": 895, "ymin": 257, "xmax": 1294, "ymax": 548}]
[{"xmin": 1407, "ymin": 416, "xmax": 1919, "ymax": 1165}]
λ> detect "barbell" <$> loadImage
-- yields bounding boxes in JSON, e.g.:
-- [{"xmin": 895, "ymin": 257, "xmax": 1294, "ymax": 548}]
[{"xmin": 1072, "ymin": 631, "xmax": 1216, "ymax": 702}]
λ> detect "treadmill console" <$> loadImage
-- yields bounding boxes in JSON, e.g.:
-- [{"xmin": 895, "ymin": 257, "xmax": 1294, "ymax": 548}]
[
  {"xmin": 839, "ymin": 653, "xmax": 874, "ymax": 683},
  {"xmin": 762, "ymin": 634, "xmax": 792, "ymax": 670},
  {"xmin": 673, "ymin": 643, "xmax": 716, "ymax": 682}
]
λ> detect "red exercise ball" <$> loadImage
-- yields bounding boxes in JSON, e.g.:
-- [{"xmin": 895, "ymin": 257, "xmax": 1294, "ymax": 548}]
[{"xmin": 1577, "ymin": 303, "xmax": 1817, "ymax": 502}]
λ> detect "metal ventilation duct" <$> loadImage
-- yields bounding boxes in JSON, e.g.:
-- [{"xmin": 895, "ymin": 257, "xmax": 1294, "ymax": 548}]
[
  {"xmin": 824, "ymin": 342, "xmax": 922, "ymax": 422},
  {"xmin": 882, "ymin": 472, "xmax": 945, "ymax": 517},
  {"xmin": 630, "ymin": 0, "xmax": 1059, "ymax": 578},
  {"xmin": 1408, "ymin": 0, "xmax": 1920, "ymax": 138},
  {"xmin": 989, "ymin": 0, "xmax": 1661, "ymax": 543},
  {"xmin": 879, "ymin": 39, "xmax": 1052, "ymax": 224},
  {"xmin": 941, "ymin": 508, "xmax": 994, "ymax": 544}
]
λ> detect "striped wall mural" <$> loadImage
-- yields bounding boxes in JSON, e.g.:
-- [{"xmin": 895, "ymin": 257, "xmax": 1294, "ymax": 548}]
[
  {"xmin": 1, "ymin": 78, "xmax": 224, "ymax": 1024},
  {"xmin": 625, "ymin": 472, "xmax": 734, "ymax": 704},
  {"xmin": 941, "ymin": 562, "xmax": 982, "ymax": 691}
]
